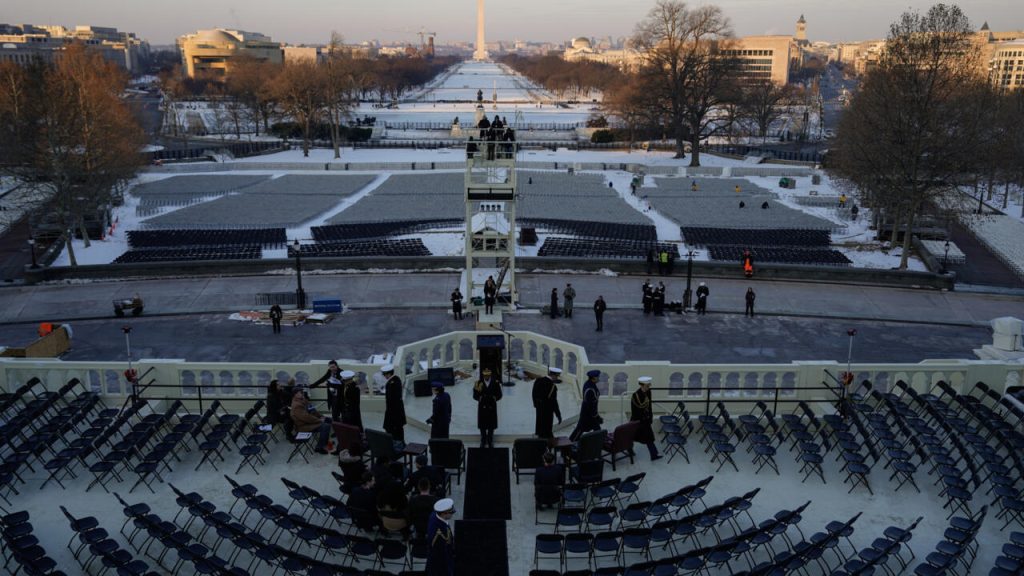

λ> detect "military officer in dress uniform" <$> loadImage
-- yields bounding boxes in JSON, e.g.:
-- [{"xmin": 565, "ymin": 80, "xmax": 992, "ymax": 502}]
[
  {"xmin": 381, "ymin": 364, "xmax": 406, "ymax": 442},
  {"xmin": 570, "ymin": 370, "xmax": 603, "ymax": 441},
  {"xmin": 427, "ymin": 381, "xmax": 452, "ymax": 439},
  {"xmin": 340, "ymin": 370, "xmax": 362, "ymax": 430},
  {"xmin": 631, "ymin": 376, "xmax": 662, "ymax": 461},
  {"xmin": 473, "ymin": 367, "xmax": 503, "ymax": 448},
  {"xmin": 532, "ymin": 367, "xmax": 563, "ymax": 439},
  {"xmin": 426, "ymin": 498, "xmax": 456, "ymax": 576}
]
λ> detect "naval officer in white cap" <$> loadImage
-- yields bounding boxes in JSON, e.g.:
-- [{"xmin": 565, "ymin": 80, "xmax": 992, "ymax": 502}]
[
  {"xmin": 381, "ymin": 364, "xmax": 406, "ymax": 442},
  {"xmin": 631, "ymin": 376, "xmax": 662, "ymax": 461},
  {"xmin": 426, "ymin": 497, "xmax": 456, "ymax": 575}
]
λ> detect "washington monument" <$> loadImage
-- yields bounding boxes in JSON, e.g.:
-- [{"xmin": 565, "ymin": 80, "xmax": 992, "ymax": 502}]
[{"xmin": 474, "ymin": 0, "xmax": 488, "ymax": 61}]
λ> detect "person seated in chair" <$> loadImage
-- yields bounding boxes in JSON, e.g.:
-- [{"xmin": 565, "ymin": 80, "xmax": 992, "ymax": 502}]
[
  {"xmin": 290, "ymin": 388, "xmax": 333, "ymax": 454},
  {"xmin": 337, "ymin": 444, "xmax": 368, "ymax": 494},
  {"xmin": 534, "ymin": 452, "xmax": 565, "ymax": 510},
  {"xmin": 406, "ymin": 454, "xmax": 446, "ymax": 498},
  {"xmin": 347, "ymin": 471, "xmax": 382, "ymax": 532},
  {"xmin": 408, "ymin": 477, "xmax": 439, "ymax": 540},
  {"xmin": 377, "ymin": 473, "xmax": 411, "ymax": 538}
]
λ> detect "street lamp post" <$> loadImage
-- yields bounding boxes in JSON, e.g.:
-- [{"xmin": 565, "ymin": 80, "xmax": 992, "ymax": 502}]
[
  {"xmin": 27, "ymin": 238, "xmax": 38, "ymax": 269},
  {"xmin": 292, "ymin": 239, "xmax": 306, "ymax": 310},
  {"xmin": 942, "ymin": 240, "xmax": 950, "ymax": 274},
  {"xmin": 683, "ymin": 250, "xmax": 696, "ymax": 310}
]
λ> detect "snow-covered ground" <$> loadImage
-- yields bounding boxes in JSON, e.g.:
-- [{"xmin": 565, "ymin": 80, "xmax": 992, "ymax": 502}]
[{"xmin": 50, "ymin": 147, "xmax": 926, "ymax": 272}]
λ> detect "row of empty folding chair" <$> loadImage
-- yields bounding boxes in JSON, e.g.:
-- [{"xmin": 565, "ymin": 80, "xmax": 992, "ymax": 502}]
[
  {"xmin": 522, "ymin": 219, "xmax": 658, "ymax": 243},
  {"xmin": 127, "ymin": 228, "xmax": 287, "ymax": 249},
  {"xmin": 115, "ymin": 245, "xmax": 262, "ymax": 263},
  {"xmin": 681, "ymin": 227, "xmax": 831, "ymax": 249},
  {"xmin": 299, "ymin": 239, "xmax": 431, "ymax": 258},
  {"xmin": 312, "ymin": 220, "xmax": 461, "ymax": 243},
  {"xmin": 1, "ymin": 509, "xmax": 66, "ymax": 575}
]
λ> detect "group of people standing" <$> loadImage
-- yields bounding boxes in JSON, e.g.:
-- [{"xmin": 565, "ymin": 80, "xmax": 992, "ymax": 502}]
[{"xmin": 642, "ymin": 280, "xmax": 669, "ymax": 316}]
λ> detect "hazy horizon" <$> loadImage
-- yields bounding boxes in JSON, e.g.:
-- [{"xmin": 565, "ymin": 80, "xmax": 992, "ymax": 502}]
[{"xmin": 6, "ymin": 0, "xmax": 1022, "ymax": 46}]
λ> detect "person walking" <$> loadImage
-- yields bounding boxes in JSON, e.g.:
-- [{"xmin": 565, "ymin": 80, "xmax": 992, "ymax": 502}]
[
  {"xmin": 311, "ymin": 360, "xmax": 344, "ymax": 421},
  {"xmin": 745, "ymin": 287, "xmax": 756, "ymax": 318},
  {"xmin": 450, "ymin": 288, "xmax": 463, "ymax": 320},
  {"xmin": 427, "ymin": 381, "xmax": 451, "ymax": 439},
  {"xmin": 381, "ymin": 364, "xmax": 406, "ymax": 443},
  {"xmin": 531, "ymin": 367, "xmax": 563, "ymax": 439},
  {"xmin": 549, "ymin": 288, "xmax": 560, "ymax": 319},
  {"xmin": 473, "ymin": 367, "xmax": 503, "ymax": 448},
  {"xmin": 593, "ymin": 296, "xmax": 607, "ymax": 332},
  {"xmin": 483, "ymin": 276, "xmax": 497, "ymax": 314},
  {"xmin": 562, "ymin": 283, "xmax": 576, "ymax": 318},
  {"xmin": 696, "ymin": 282, "xmax": 710, "ymax": 316},
  {"xmin": 426, "ymin": 498, "xmax": 456, "ymax": 576},
  {"xmin": 631, "ymin": 377, "xmax": 662, "ymax": 461},
  {"xmin": 269, "ymin": 304, "xmax": 283, "ymax": 334},
  {"xmin": 570, "ymin": 370, "xmax": 603, "ymax": 442},
  {"xmin": 341, "ymin": 370, "xmax": 362, "ymax": 430}
]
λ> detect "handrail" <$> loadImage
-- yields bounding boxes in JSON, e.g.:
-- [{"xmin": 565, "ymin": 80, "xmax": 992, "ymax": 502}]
[{"xmin": 643, "ymin": 383, "xmax": 843, "ymax": 417}]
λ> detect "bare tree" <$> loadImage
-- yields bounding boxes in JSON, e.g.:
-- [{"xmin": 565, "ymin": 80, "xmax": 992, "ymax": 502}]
[
  {"xmin": 631, "ymin": 0, "xmax": 737, "ymax": 165},
  {"xmin": 272, "ymin": 60, "xmax": 325, "ymax": 157},
  {"xmin": 742, "ymin": 81, "xmax": 792, "ymax": 144},
  {"xmin": 829, "ymin": 3, "xmax": 990, "ymax": 269},
  {"xmin": 323, "ymin": 32, "xmax": 357, "ymax": 159}
]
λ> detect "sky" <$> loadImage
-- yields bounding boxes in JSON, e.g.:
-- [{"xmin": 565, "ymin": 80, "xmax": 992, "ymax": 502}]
[{"xmin": 5, "ymin": 0, "xmax": 1022, "ymax": 46}]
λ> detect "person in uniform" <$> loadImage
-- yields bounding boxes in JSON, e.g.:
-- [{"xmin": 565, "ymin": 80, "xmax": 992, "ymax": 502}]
[
  {"xmin": 642, "ymin": 285, "xmax": 654, "ymax": 315},
  {"xmin": 549, "ymin": 288, "xmax": 560, "ymax": 318},
  {"xmin": 450, "ymin": 288, "xmax": 463, "ymax": 320},
  {"xmin": 382, "ymin": 364, "xmax": 406, "ymax": 442},
  {"xmin": 653, "ymin": 286, "xmax": 665, "ymax": 316},
  {"xmin": 427, "ymin": 381, "xmax": 452, "ymax": 439},
  {"xmin": 311, "ymin": 360, "xmax": 344, "ymax": 421},
  {"xmin": 631, "ymin": 377, "xmax": 662, "ymax": 461},
  {"xmin": 532, "ymin": 367, "xmax": 562, "ymax": 439},
  {"xmin": 570, "ymin": 370, "xmax": 603, "ymax": 441},
  {"xmin": 341, "ymin": 370, "xmax": 362, "ymax": 430},
  {"xmin": 745, "ymin": 287, "xmax": 756, "ymax": 318},
  {"xmin": 563, "ymin": 283, "xmax": 576, "ymax": 318},
  {"xmin": 473, "ymin": 367, "xmax": 503, "ymax": 448},
  {"xmin": 426, "ymin": 498, "xmax": 456, "ymax": 576}
]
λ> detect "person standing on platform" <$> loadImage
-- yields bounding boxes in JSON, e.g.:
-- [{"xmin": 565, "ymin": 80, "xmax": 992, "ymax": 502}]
[
  {"xmin": 631, "ymin": 377, "xmax": 662, "ymax": 461},
  {"xmin": 593, "ymin": 295, "xmax": 607, "ymax": 332},
  {"xmin": 427, "ymin": 381, "xmax": 452, "ymax": 439},
  {"xmin": 563, "ymin": 283, "xmax": 576, "ymax": 318},
  {"xmin": 269, "ymin": 304, "xmax": 283, "ymax": 334},
  {"xmin": 426, "ymin": 498, "xmax": 456, "ymax": 576},
  {"xmin": 382, "ymin": 364, "xmax": 406, "ymax": 442},
  {"xmin": 483, "ymin": 276, "xmax": 497, "ymax": 314},
  {"xmin": 311, "ymin": 360, "xmax": 344, "ymax": 421},
  {"xmin": 532, "ymin": 367, "xmax": 562, "ymax": 439},
  {"xmin": 341, "ymin": 370, "xmax": 362, "ymax": 430},
  {"xmin": 473, "ymin": 367, "xmax": 503, "ymax": 448},
  {"xmin": 745, "ymin": 287, "xmax": 756, "ymax": 318},
  {"xmin": 570, "ymin": 370, "xmax": 603, "ymax": 441},
  {"xmin": 549, "ymin": 288, "xmax": 560, "ymax": 318},
  {"xmin": 653, "ymin": 286, "xmax": 665, "ymax": 316},
  {"xmin": 450, "ymin": 288, "xmax": 463, "ymax": 320}
]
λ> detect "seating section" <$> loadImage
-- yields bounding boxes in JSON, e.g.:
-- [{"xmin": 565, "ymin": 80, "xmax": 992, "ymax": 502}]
[
  {"xmin": 538, "ymin": 238, "xmax": 679, "ymax": 260},
  {"xmin": 127, "ymin": 228, "xmax": 287, "ymax": 249},
  {"xmin": 708, "ymin": 245, "xmax": 852, "ymax": 266},
  {"xmin": 114, "ymin": 245, "xmax": 262, "ymax": 264},
  {"xmin": 312, "ymin": 219, "xmax": 462, "ymax": 242},
  {"xmin": 522, "ymin": 219, "xmax": 657, "ymax": 243},
  {"xmin": 299, "ymin": 239, "xmax": 431, "ymax": 258},
  {"xmin": 682, "ymin": 227, "xmax": 830, "ymax": 249}
]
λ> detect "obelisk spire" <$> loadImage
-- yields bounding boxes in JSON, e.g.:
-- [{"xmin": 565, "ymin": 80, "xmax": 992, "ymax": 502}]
[{"xmin": 474, "ymin": 0, "xmax": 488, "ymax": 61}]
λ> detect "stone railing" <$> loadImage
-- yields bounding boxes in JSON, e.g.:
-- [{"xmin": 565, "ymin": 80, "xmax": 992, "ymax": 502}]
[{"xmin": 2, "ymin": 334, "xmax": 1019, "ymax": 419}]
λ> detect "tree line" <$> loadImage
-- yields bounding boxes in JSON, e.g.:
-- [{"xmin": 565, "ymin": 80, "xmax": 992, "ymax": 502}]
[
  {"xmin": 829, "ymin": 3, "xmax": 1024, "ymax": 269},
  {"xmin": 161, "ymin": 37, "xmax": 457, "ymax": 158},
  {"xmin": 0, "ymin": 44, "xmax": 146, "ymax": 266}
]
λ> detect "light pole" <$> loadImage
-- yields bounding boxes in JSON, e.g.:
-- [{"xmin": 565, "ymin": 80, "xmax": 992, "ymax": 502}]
[
  {"xmin": 683, "ymin": 250, "xmax": 696, "ymax": 311},
  {"xmin": 292, "ymin": 239, "xmax": 306, "ymax": 310},
  {"xmin": 27, "ymin": 238, "xmax": 38, "ymax": 269},
  {"xmin": 845, "ymin": 328, "xmax": 857, "ymax": 382},
  {"xmin": 942, "ymin": 240, "xmax": 950, "ymax": 274}
]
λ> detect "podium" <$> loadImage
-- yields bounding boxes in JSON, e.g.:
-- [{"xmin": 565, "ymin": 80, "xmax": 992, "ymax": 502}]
[{"xmin": 476, "ymin": 334, "xmax": 505, "ymax": 381}]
